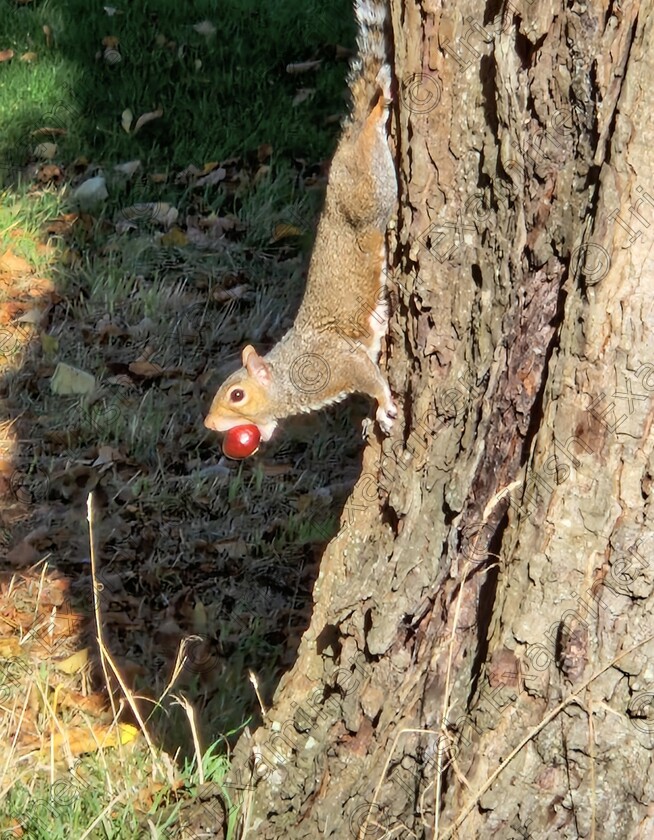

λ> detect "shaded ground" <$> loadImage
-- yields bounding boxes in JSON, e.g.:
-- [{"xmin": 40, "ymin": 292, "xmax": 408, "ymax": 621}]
[{"xmin": 0, "ymin": 1, "xmax": 373, "ymax": 835}]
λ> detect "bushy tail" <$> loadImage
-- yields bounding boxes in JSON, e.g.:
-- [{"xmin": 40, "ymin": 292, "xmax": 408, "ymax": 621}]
[{"xmin": 347, "ymin": 0, "xmax": 391, "ymax": 122}]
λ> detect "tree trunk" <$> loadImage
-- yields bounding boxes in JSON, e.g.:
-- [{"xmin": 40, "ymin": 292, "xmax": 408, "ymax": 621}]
[{"xmin": 219, "ymin": 1, "xmax": 654, "ymax": 837}]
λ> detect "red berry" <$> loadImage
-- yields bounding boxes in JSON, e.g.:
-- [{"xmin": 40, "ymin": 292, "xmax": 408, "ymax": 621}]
[{"xmin": 222, "ymin": 424, "xmax": 261, "ymax": 459}]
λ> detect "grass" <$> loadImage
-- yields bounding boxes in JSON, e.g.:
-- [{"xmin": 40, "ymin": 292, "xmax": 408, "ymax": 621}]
[{"xmin": 0, "ymin": 0, "xmax": 372, "ymax": 836}]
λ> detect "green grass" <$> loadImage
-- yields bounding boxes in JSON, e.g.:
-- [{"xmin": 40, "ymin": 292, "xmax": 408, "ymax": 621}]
[
  {"xmin": 0, "ymin": 0, "xmax": 367, "ymax": 835},
  {"xmin": 0, "ymin": 0, "xmax": 354, "ymax": 176}
]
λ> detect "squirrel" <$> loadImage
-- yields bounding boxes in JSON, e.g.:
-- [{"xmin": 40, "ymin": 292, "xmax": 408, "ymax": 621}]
[{"xmin": 204, "ymin": 0, "xmax": 397, "ymax": 443}]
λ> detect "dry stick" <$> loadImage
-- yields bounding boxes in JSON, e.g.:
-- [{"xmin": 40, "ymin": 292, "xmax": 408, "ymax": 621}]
[
  {"xmin": 87, "ymin": 492, "xmax": 164, "ymax": 777},
  {"xmin": 440, "ymin": 633, "xmax": 654, "ymax": 839}
]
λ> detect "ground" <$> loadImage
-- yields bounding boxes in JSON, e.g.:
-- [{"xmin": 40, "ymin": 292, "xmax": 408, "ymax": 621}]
[{"xmin": 0, "ymin": 0, "xmax": 367, "ymax": 836}]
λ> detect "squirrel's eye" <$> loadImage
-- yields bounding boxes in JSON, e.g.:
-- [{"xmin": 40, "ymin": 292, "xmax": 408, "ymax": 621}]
[{"xmin": 230, "ymin": 388, "xmax": 245, "ymax": 403}]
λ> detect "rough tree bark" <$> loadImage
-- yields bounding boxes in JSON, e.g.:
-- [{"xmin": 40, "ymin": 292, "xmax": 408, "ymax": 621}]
[{"xmin": 220, "ymin": 0, "xmax": 654, "ymax": 837}]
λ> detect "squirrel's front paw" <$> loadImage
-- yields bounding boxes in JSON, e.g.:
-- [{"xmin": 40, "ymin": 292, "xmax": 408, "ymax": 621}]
[{"xmin": 376, "ymin": 401, "xmax": 397, "ymax": 435}]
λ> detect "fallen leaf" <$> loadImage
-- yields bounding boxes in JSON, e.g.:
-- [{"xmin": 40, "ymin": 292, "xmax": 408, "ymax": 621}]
[
  {"xmin": 148, "ymin": 172, "xmax": 168, "ymax": 184},
  {"xmin": 31, "ymin": 126, "xmax": 66, "ymax": 137},
  {"xmin": 116, "ymin": 202, "xmax": 178, "ymax": 227},
  {"xmin": 121, "ymin": 108, "xmax": 133, "ymax": 133},
  {"xmin": 20, "ymin": 51, "xmax": 38, "ymax": 62},
  {"xmin": 72, "ymin": 176, "xmax": 108, "ymax": 209},
  {"xmin": 92, "ymin": 445, "xmax": 121, "ymax": 466},
  {"xmin": 286, "ymin": 59, "xmax": 322, "ymax": 74},
  {"xmin": 39, "ymin": 333, "xmax": 58, "ymax": 358},
  {"xmin": 27, "ymin": 722, "xmax": 139, "ymax": 758},
  {"xmin": 113, "ymin": 159, "xmax": 141, "ymax": 177},
  {"xmin": 193, "ymin": 20, "xmax": 216, "ymax": 36},
  {"xmin": 0, "ymin": 49, "xmax": 15, "ymax": 63},
  {"xmin": 133, "ymin": 108, "xmax": 163, "ymax": 135},
  {"xmin": 0, "ymin": 638, "xmax": 22, "ymax": 657},
  {"xmin": 175, "ymin": 163, "xmax": 204, "ymax": 184},
  {"xmin": 160, "ymin": 226, "xmax": 188, "ymax": 247},
  {"xmin": 101, "ymin": 35, "xmax": 120, "ymax": 48},
  {"xmin": 103, "ymin": 47, "xmax": 122, "ymax": 65},
  {"xmin": 0, "ymin": 250, "xmax": 32, "ymax": 274},
  {"xmin": 194, "ymin": 167, "xmax": 226, "ymax": 188},
  {"xmin": 50, "ymin": 362, "xmax": 96, "ymax": 395},
  {"xmin": 57, "ymin": 689, "xmax": 107, "ymax": 715},
  {"xmin": 36, "ymin": 164, "xmax": 63, "ymax": 184},
  {"xmin": 34, "ymin": 142, "xmax": 57, "ymax": 160},
  {"xmin": 15, "ymin": 307, "xmax": 47, "ymax": 326},
  {"xmin": 292, "ymin": 88, "xmax": 316, "ymax": 106},
  {"xmin": 272, "ymin": 222, "xmax": 303, "ymax": 241},
  {"xmin": 128, "ymin": 359, "xmax": 164, "ymax": 378},
  {"xmin": 55, "ymin": 648, "xmax": 89, "ymax": 675}
]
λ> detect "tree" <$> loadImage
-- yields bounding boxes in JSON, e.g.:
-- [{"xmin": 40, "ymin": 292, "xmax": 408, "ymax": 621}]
[{"xmin": 218, "ymin": 0, "xmax": 654, "ymax": 836}]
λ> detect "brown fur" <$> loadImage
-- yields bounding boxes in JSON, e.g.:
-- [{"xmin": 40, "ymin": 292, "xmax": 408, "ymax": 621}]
[{"xmin": 205, "ymin": 0, "xmax": 397, "ymax": 442}]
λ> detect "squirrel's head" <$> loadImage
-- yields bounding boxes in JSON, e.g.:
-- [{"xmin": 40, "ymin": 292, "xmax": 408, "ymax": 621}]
[{"xmin": 204, "ymin": 345, "xmax": 278, "ymax": 441}]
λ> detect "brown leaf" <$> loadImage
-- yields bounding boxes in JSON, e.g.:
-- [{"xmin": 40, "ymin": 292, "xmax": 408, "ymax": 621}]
[
  {"xmin": 0, "ymin": 250, "xmax": 33, "ymax": 275},
  {"xmin": 0, "ymin": 49, "xmax": 15, "ymax": 63},
  {"xmin": 128, "ymin": 359, "xmax": 165, "ymax": 378}
]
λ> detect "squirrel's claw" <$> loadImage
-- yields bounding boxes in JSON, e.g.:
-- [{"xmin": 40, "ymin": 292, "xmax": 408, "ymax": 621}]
[{"xmin": 376, "ymin": 400, "xmax": 397, "ymax": 435}]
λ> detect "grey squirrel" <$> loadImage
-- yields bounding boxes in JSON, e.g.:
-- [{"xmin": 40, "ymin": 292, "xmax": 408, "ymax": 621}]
[{"xmin": 205, "ymin": 0, "xmax": 397, "ymax": 442}]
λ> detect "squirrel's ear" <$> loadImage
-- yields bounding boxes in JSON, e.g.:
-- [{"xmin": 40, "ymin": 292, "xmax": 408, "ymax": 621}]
[{"xmin": 242, "ymin": 345, "xmax": 271, "ymax": 387}]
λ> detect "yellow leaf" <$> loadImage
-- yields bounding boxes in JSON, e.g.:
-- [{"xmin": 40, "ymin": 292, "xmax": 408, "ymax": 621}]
[
  {"xmin": 160, "ymin": 226, "xmax": 188, "ymax": 247},
  {"xmin": 272, "ymin": 222, "xmax": 303, "ymax": 241},
  {"xmin": 55, "ymin": 648, "xmax": 89, "ymax": 675},
  {"xmin": 50, "ymin": 362, "xmax": 95, "ymax": 395},
  {"xmin": 41, "ymin": 723, "xmax": 139, "ymax": 757},
  {"xmin": 0, "ymin": 638, "xmax": 22, "ymax": 657},
  {"xmin": 193, "ymin": 600, "xmax": 208, "ymax": 634},
  {"xmin": 40, "ymin": 333, "xmax": 59, "ymax": 356}
]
